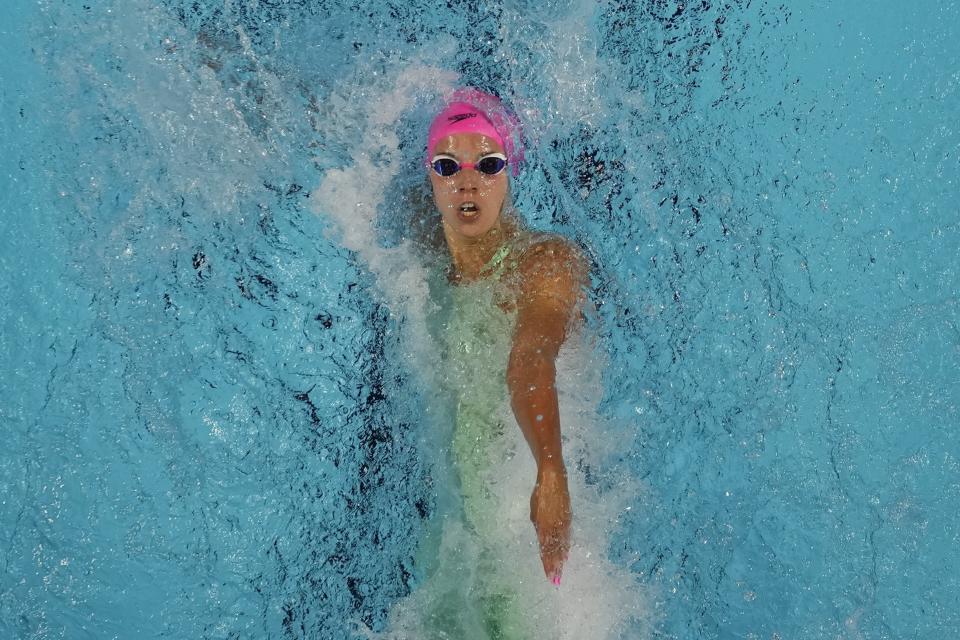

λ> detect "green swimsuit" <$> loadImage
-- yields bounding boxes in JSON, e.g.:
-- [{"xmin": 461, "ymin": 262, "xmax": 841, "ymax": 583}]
[{"xmin": 421, "ymin": 241, "xmax": 533, "ymax": 640}]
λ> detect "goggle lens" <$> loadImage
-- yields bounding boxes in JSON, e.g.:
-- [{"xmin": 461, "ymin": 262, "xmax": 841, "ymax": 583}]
[
  {"xmin": 432, "ymin": 157, "xmax": 460, "ymax": 176},
  {"xmin": 476, "ymin": 155, "xmax": 507, "ymax": 175},
  {"xmin": 431, "ymin": 153, "xmax": 507, "ymax": 177}
]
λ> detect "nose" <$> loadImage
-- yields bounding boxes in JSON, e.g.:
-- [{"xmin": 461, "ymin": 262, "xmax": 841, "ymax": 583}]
[{"xmin": 456, "ymin": 169, "xmax": 479, "ymax": 192}]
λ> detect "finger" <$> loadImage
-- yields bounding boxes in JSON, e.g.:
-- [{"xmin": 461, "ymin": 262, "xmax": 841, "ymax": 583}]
[
  {"xmin": 540, "ymin": 543, "xmax": 565, "ymax": 583},
  {"xmin": 538, "ymin": 525, "xmax": 569, "ymax": 582}
]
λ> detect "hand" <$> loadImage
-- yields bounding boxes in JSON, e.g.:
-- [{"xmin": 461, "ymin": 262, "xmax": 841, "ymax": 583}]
[{"xmin": 529, "ymin": 463, "xmax": 571, "ymax": 584}]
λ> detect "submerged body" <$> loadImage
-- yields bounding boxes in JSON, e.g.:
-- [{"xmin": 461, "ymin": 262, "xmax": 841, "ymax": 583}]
[
  {"xmin": 430, "ymin": 237, "xmax": 526, "ymax": 638},
  {"xmin": 445, "ymin": 233, "xmax": 561, "ymax": 638}
]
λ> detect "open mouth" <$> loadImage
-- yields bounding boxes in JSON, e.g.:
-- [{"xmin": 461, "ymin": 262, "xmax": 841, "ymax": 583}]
[{"xmin": 458, "ymin": 202, "xmax": 479, "ymax": 219}]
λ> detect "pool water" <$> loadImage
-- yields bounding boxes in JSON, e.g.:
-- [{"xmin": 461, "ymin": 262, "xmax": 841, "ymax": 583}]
[{"xmin": 1, "ymin": 0, "xmax": 958, "ymax": 638}]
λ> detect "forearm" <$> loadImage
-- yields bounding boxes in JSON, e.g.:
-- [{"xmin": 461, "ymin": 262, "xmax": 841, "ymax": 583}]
[
  {"xmin": 507, "ymin": 343, "xmax": 565, "ymax": 472},
  {"xmin": 505, "ymin": 240, "xmax": 583, "ymax": 582}
]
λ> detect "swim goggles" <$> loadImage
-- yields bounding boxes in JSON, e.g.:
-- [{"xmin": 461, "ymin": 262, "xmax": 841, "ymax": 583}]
[{"xmin": 430, "ymin": 153, "xmax": 508, "ymax": 177}]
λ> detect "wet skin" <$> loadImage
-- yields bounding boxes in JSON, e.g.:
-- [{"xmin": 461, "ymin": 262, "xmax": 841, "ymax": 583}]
[{"xmin": 430, "ymin": 132, "xmax": 585, "ymax": 584}]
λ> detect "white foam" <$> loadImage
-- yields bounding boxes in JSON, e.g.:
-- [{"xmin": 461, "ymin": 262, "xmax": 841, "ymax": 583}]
[{"xmin": 310, "ymin": 64, "xmax": 458, "ymax": 384}]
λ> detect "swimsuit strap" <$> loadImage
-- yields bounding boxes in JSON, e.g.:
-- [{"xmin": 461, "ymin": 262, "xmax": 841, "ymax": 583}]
[
  {"xmin": 478, "ymin": 243, "xmax": 511, "ymax": 280},
  {"xmin": 477, "ymin": 230, "xmax": 553, "ymax": 282}
]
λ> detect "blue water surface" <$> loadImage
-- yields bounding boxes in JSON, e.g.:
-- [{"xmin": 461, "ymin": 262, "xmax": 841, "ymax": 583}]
[{"xmin": 1, "ymin": 0, "xmax": 958, "ymax": 638}]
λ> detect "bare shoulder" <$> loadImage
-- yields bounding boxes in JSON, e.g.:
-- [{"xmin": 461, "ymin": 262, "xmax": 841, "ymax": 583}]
[
  {"xmin": 513, "ymin": 233, "xmax": 589, "ymax": 310},
  {"xmin": 516, "ymin": 233, "xmax": 587, "ymax": 280}
]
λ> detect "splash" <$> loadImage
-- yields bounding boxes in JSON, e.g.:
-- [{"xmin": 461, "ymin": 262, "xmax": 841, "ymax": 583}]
[{"xmin": 311, "ymin": 63, "xmax": 458, "ymax": 383}]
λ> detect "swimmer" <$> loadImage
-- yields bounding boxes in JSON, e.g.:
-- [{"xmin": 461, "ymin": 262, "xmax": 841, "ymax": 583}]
[{"xmin": 425, "ymin": 88, "xmax": 587, "ymax": 589}]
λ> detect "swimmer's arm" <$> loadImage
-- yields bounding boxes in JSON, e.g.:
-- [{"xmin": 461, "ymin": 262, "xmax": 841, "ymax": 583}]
[
  {"xmin": 507, "ymin": 240, "xmax": 586, "ymax": 470},
  {"xmin": 506, "ymin": 240, "xmax": 586, "ymax": 582}
]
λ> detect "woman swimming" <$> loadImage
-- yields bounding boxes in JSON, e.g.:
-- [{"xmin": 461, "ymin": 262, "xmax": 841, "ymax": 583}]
[{"xmin": 422, "ymin": 88, "xmax": 588, "ymax": 637}]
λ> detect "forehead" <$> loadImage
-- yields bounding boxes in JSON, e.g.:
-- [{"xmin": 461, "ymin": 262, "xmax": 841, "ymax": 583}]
[{"xmin": 432, "ymin": 132, "xmax": 505, "ymax": 157}]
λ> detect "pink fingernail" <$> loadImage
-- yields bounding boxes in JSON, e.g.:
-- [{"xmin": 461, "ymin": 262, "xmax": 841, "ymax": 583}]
[{"xmin": 552, "ymin": 575, "xmax": 561, "ymax": 586}]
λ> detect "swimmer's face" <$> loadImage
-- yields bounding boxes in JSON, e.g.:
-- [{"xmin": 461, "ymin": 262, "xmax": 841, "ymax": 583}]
[{"xmin": 429, "ymin": 133, "xmax": 508, "ymax": 240}]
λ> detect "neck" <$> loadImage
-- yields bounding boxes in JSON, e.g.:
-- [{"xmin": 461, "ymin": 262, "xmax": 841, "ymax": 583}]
[{"xmin": 443, "ymin": 218, "xmax": 516, "ymax": 281}]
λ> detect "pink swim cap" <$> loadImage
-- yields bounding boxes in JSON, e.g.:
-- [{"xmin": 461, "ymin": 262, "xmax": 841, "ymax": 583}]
[{"xmin": 426, "ymin": 88, "xmax": 525, "ymax": 176}]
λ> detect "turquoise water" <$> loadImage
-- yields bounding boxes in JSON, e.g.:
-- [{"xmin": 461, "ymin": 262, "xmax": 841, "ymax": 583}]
[{"xmin": 2, "ymin": 0, "xmax": 958, "ymax": 638}]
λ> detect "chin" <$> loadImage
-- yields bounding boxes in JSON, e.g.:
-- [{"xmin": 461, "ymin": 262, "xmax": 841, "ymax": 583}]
[{"xmin": 447, "ymin": 215, "xmax": 498, "ymax": 239}]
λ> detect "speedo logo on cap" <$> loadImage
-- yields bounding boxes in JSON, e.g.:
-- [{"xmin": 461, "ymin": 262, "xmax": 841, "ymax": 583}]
[{"xmin": 448, "ymin": 113, "xmax": 477, "ymax": 123}]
